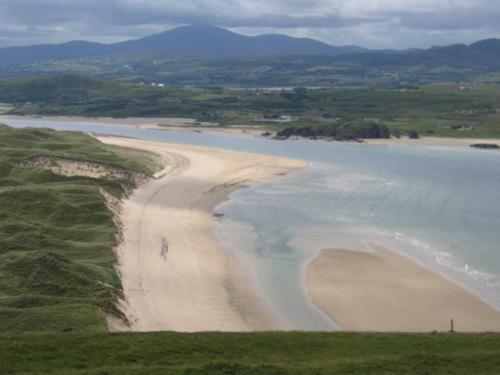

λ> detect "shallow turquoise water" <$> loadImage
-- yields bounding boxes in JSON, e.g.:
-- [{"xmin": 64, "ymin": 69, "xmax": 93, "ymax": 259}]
[{"xmin": 6, "ymin": 119, "xmax": 500, "ymax": 330}]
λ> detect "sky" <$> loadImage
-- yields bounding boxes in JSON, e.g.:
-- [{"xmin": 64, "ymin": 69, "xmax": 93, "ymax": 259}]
[{"xmin": 0, "ymin": 0, "xmax": 499, "ymax": 49}]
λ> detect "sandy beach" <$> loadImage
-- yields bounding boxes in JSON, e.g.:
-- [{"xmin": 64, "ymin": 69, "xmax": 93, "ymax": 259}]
[
  {"xmin": 0, "ymin": 114, "xmax": 211, "ymax": 128},
  {"xmin": 365, "ymin": 136, "xmax": 500, "ymax": 147},
  {"xmin": 0, "ymin": 114, "xmax": 265, "ymax": 137},
  {"xmin": 306, "ymin": 245, "xmax": 500, "ymax": 332},
  {"xmin": 98, "ymin": 136, "xmax": 305, "ymax": 332}
]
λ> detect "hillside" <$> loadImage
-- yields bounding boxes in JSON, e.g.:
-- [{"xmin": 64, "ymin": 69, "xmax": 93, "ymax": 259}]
[
  {"xmin": 0, "ymin": 125, "xmax": 159, "ymax": 333},
  {"xmin": 1, "ymin": 75, "xmax": 500, "ymax": 138},
  {"xmin": 334, "ymin": 39, "xmax": 500, "ymax": 71}
]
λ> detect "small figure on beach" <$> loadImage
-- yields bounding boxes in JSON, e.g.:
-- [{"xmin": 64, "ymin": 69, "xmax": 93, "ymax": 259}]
[{"xmin": 161, "ymin": 237, "xmax": 169, "ymax": 260}]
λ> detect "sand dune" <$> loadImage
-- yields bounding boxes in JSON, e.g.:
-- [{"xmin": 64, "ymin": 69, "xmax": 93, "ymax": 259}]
[
  {"xmin": 98, "ymin": 136, "xmax": 305, "ymax": 332},
  {"xmin": 306, "ymin": 246, "xmax": 500, "ymax": 332}
]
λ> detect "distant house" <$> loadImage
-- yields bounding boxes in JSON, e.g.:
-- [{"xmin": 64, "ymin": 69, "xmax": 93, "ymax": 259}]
[
  {"xmin": 293, "ymin": 87, "xmax": 307, "ymax": 95},
  {"xmin": 254, "ymin": 114, "xmax": 299, "ymax": 123}
]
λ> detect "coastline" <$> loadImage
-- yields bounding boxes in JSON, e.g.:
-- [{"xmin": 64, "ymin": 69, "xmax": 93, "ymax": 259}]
[
  {"xmin": 0, "ymin": 114, "xmax": 265, "ymax": 137},
  {"xmin": 2, "ymin": 114, "xmax": 499, "ymax": 148},
  {"xmin": 97, "ymin": 136, "xmax": 305, "ymax": 332},
  {"xmin": 364, "ymin": 136, "xmax": 500, "ymax": 148},
  {"xmin": 306, "ymin": 245, "xmax": 500, "ymax": 332},
  {"xmin": 7, "ymin": 116, "xmax": 500, "ymax": 332}
]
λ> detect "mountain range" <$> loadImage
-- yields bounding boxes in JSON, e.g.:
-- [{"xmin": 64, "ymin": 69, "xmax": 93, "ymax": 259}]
[
  {"xmin": 335, "ymin": 39, "xmax": 500, "ymax": 69},
  {"xmin": 1, "ymin": 25, "xmax": 499, "ymax": 65},
  {"xmin": 0, "ymin": 25, "xmax": 500, "ymax": 87},
  {"xmin": 0, "ymin": 25, "xmax": 367, "ymax": 63}
]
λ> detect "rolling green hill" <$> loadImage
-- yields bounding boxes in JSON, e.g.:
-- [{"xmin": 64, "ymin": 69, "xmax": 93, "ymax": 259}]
[
  {"xmin": 1, "ymin": 75, "xmax": 499, "ymax": 138},
  {"xmin": 0, "ymin": 125, "xmax": 159, "ymax": 333}
]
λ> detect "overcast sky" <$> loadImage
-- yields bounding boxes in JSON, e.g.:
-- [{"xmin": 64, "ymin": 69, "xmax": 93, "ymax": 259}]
[{"xmin": 0, "ymin": 0, "xmax": 499, "ymax": 49}]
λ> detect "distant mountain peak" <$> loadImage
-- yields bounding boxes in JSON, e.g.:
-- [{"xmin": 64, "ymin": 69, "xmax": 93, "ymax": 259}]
[
  {"xmin": 0, "ymin": 25, "xmax": 368, "ymax": 63},
  {"xmin": 119, "ymin": 24, "xmax": 358, "ymax": 57}
]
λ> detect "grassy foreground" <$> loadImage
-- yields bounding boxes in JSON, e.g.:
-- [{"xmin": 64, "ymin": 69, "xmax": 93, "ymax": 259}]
[
  {"xmin": 1, "ymin": 331, "xmax": 500, "ymax": 374},
  {"xmin": 0, "ymin": 125, "xmax": 158, "ymax": 334}
]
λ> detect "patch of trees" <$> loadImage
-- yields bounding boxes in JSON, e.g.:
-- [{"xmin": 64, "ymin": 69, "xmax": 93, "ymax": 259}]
[
  {"xmin": 274, "ymin": 122, "xmax": 391, "ymax": 141},
  {"xmin": 408, "ymin": 131, "xmax": 420, "ymax": 139},
  {"xmin": 470, "ymin": 143, "xmax": 499, "ymax": 149}
]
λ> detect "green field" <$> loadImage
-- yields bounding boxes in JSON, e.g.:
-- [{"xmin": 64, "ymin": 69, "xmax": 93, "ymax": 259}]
[
  {"xmin": 0, "ymin": 125, "xmax": 159, "ymax": 334},
  {"xmin": 1, "ymin": 75, "xmax": 499, "ymax": 138},
  {"xmin": 2, "ymin": 331, "xmax": 500, "ymax": 374}
]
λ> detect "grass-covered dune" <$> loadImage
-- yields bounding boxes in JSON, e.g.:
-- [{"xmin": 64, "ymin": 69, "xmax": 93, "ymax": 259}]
[
  {"xmin": 0, "ymin": 125, "xmax": 159, "ymax": 334},
  {"xmin": 1, "ymin": 331, "xmax": 500, "ymax": 374}
]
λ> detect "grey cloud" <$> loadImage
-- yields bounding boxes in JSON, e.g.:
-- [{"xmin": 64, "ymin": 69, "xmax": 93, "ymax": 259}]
[
  {"xmin": 395, "ymin": 7, "xmax": 500, "ymax": 31},
  {"xmin": 0, "ymin": 0, "xmax": 498, "ymax": 49}
]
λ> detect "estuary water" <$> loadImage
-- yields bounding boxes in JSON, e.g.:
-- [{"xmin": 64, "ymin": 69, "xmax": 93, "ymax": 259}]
[{"xmin": 5, "ymin": 119, "xmax": 500, "ymax": 330}]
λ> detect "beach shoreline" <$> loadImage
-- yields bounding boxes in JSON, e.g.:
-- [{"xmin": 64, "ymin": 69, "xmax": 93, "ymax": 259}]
[
  {"xmin": 2, "ymin": 114, "xmax": 499, "ymax": 148},
  {"xmin": 97, "ymin": 136, "xmax": 305, "ymax": 332},
  {"xmin": 0, "ymin": 114, "xmax": 266, "ymax": 137},
  {"xmin": 306, "ymin": 245, "xmax": 500, "ymax": 332},
  {"xmin": 7, "ymin": 116, "xmax": 500, "ymax": 332}
]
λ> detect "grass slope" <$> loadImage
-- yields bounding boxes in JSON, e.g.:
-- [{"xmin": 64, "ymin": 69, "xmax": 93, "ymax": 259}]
[
  {"xmin": 1, "ymin": 331, "xmax": 500, "ymax": 374},
  {"xmin": 0, "ymin": 125, "xmax": 157, "ymax": 333}
]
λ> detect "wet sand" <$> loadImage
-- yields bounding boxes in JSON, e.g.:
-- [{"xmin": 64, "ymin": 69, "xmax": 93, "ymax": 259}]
[{"xmin": 306, "ymin": 246, "xmax": 500, "ymax": 332}]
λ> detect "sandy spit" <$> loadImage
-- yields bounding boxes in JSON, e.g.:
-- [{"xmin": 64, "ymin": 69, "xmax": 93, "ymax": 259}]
[
  {"xmin": 0, "ymin": 115, "xmax": 264, "ymax": 137},
  {"xmin": 98, "ymin": 136, "xmax": 305, "ymax": 332},
  {"xmin": 365, "ymin": 136, "xmax": 500, "ymax": 148},
  {"xmin": 0, "ymin": 114, "xmax": 205, "ymax": 128},
  {"xmin": 3, "ymin": 115, "xmax": 500, "ymax": 147},
  {"xmin": 306, "ymin": 246, "xmax": 500, "ymax": 332}
]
